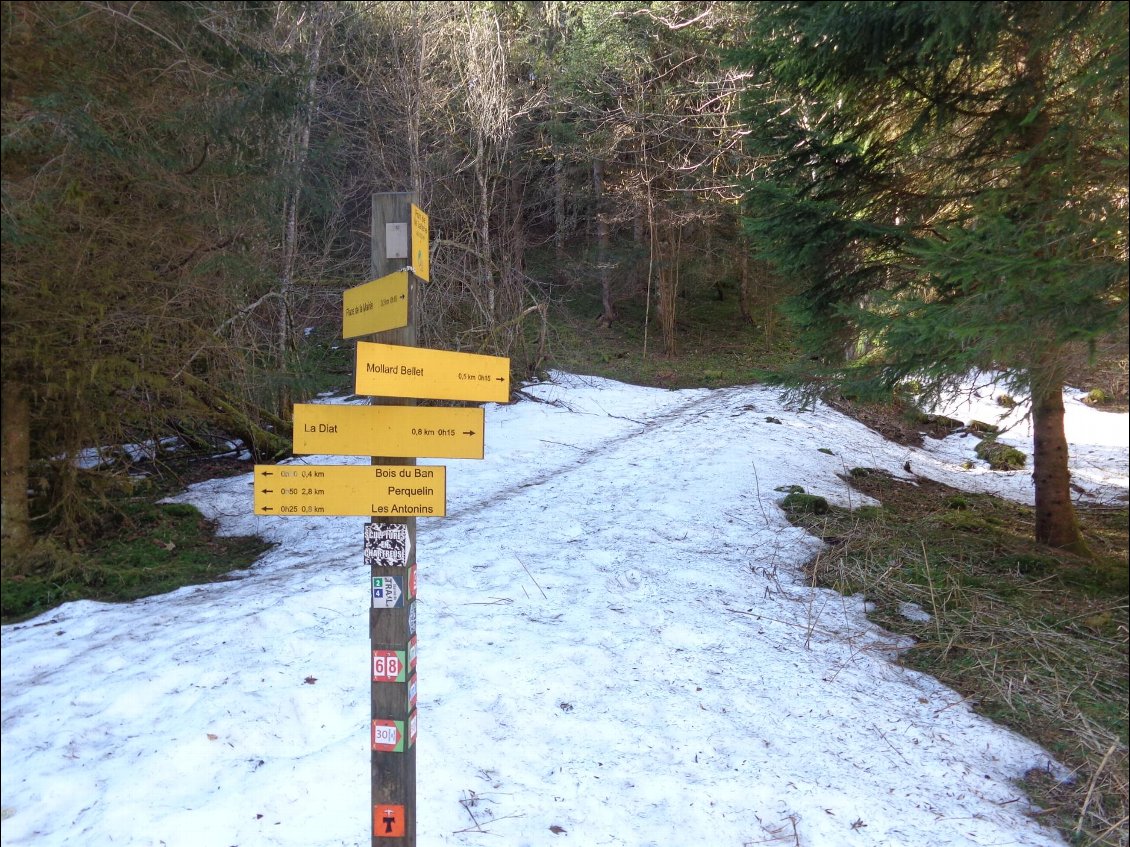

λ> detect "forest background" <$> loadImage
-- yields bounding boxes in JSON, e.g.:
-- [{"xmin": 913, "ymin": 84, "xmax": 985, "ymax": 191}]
[{"xmin": 1, "ymin": 3, "xmax": 1127, "ymax": 843}]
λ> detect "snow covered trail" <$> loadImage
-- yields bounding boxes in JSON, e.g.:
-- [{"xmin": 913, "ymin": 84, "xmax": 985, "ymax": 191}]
[{"xmin": 5, "ymin": 373, "xmax": 1116, "ymax": 847}]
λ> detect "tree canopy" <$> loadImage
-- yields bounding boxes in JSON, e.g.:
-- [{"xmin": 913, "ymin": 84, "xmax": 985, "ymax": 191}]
[{"xmin": 733, "ymin": 0, "xmax": 1129, "ymax": 552}]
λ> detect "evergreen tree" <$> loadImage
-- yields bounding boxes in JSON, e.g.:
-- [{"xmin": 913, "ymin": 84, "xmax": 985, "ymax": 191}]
[{"xmin": 734, "ymin": 1, "xmax": 1128, "ymax": 554}]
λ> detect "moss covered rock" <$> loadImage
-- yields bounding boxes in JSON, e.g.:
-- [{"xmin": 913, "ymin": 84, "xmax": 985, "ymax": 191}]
[
  {"xmin": 781, "ymin": 492, "xmax": 830, "ymax": 514},
  {"xmin": 974, "ymin": 438, "xmax": 1027, "ymax": 471}
]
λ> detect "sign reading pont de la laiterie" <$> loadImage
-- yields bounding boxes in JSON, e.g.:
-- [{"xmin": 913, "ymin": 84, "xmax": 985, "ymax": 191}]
[{"xmin": 342, "ymin": 270, "xmax": 409, "ymax": 339}]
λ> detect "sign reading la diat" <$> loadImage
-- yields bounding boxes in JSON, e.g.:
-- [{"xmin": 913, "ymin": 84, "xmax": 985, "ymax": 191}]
[
  {"xmin": 293, "ymin": 403, "xmax": 484, "ymax": 459},
  {"xmin": 355, "ymin": 342, "xmax": 509, "ymax": 403},
  {"xmin": 342, "ymin": 270, "xmax": 409, "ymax": 339},
  {"xmin": 253, "ymin": 464, "xmax": 446, "ymax": 517}
]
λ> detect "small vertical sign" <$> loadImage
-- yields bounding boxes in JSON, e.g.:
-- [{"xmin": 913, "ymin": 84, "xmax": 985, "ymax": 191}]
[{"xmin": 410, "ymin": 204, "xmax": 429, "ymax": 283}]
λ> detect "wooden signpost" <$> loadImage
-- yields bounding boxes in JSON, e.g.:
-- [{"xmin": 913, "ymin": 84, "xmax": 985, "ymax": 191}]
[{"xmin": 252, "ymin": 192, "xmax": 508, "ymax": 845}]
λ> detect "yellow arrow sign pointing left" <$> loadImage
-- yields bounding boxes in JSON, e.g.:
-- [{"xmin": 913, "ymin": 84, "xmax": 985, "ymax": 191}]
[{"xmin": 253, "ymin": 464, "xmax": 446, "ymax": 517}]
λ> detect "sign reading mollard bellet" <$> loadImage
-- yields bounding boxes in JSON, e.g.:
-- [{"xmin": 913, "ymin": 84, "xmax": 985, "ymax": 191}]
[{"xmin": 355, "ymin": 342, "xmax": 510, "ymax": 403}]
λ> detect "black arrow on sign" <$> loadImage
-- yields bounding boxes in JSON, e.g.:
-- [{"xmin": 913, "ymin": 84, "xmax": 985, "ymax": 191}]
[
  {"xmin": 260, "ymin": 489, "xmax": 274, "ymax": 494},
  {"xmin": 462, "ymin": 430, "xmax": 476, "ymax": 436},
  {"xmin": 259, "ymin": 470, "xmax": 274, "ymax": 477}
]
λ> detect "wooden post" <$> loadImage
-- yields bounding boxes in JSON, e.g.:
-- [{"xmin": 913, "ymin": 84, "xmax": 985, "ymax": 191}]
[{"xmin": 369, "ymin": 191, "xmax": 418, "ymax": 846}]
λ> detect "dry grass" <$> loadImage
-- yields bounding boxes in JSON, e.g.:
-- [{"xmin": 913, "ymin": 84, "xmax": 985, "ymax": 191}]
[{"xmin": 789, "ymin": 470, "xmax": 1128, "ymax": 847}]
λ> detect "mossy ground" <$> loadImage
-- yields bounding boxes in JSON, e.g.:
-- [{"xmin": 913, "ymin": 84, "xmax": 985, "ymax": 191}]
[
  {"xmin": 1, "ymin": 461, "xmax": 269, "ymax": 624},
  {"xmin": 785, "ymin": 469, "xmax": 1128, "ymax": 847}
]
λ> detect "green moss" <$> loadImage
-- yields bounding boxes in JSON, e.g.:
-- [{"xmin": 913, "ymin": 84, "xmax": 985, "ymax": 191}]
[
  {"xmin": 781, "ymin": 492, "xmax": 830, "ymax": 514},
  {"xmin": 968, "ymin": 420, "xmax": 1000, "ymax": 435},
  {"xmin": 1, "ymin": 501, "xmax": 271, "ymax": 623},
  {"xmin": 974, "ymin": 438, "xmax": 1027, "ymax": 470}
]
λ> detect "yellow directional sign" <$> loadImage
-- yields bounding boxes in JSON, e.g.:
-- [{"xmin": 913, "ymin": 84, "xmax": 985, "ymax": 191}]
[
  {"xmin": 293, "ymin": 403, "xmax": 484, "ymax": 459},
  {"xmin": 253, "ymin": 464, "xmax": 446, "ymax": 517},
  {"xmin": 342, "ymin": 270, "xmax": 409, "ymax": 339},
  {"xmin": 355, "ymin": 342, "xmax": 510, "ymax": 403},
  {"xmin": 410, "ymin": 204, "xmax": 430, "ymax": 283}
]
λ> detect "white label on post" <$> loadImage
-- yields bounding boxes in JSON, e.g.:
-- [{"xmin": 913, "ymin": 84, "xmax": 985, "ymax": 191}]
[{"xmin": 386, "ymin": 222, "xmax": 409, "ymax": 259}]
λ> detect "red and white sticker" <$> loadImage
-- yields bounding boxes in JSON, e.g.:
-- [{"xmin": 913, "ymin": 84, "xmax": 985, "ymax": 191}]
[
  {"xmin": 371, "ymin": 719, "xmax": 402, "ymax": 752},
  {"xmin": 372, "ymin": 650, "xmax": 406, "ymax": 683}
]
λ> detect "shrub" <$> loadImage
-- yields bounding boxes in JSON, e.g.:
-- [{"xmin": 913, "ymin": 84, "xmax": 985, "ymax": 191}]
[{"xmin": 1085, "ymin": 388, "xmax": 1110, "ymax": 406}]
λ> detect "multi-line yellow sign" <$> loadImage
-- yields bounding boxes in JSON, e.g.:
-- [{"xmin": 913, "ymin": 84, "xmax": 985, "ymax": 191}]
[
  {"xmin": 292, "ymin": 403, "xmax": 484, "ymax": 459},
  {"xmin": 342, "ymin": 270, "xmax": 409, "ymax": 339},
  {"xmin": 253, "ymin": 464, "xmax": 446, "ymax": 517},
  {"xmin": 410, "ymin": 204, "xmax": 429, "ymax": 283},
  {"xmin": 355, "ymin": 342, "xmax": 510, "ymax": 403}
]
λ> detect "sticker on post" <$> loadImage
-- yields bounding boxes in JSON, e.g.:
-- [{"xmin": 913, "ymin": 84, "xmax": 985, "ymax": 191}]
[
  {"xmin": 372, "ymin": 650, "xmax": 407, "ymax": 683},
  {"xmin": 372, "ymin": 576, "xmax": 404, "ymax": 609},
  {"xmin": 374, "ymin": 804, "xmax": 406, "ymax": 838},
  {"xmin": 365, "ymin": 523, "xmax": 411, "ymax": 567},
  {"xmin": 407, "ymin": 601, "xmax": 417, "ymax": 637},
  {"xmin": 409, "ymin": 710, "xmax": 418, "ymax": 746},
  {"xmin": 371, "ymin": 719, "xmax": 407, "ymax": 753},
  {"xmin": 407, "ymin": 674, "xmax": 418, "ymax": 710},
  {"xmin": 408, "ymin": 635, "xmax": 418, "ymax": 672}
]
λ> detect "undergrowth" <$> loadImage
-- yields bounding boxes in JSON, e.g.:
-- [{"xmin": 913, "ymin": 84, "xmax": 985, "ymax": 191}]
[{"xmin": 1, "ymin": 468, "xmax": 270, "ymax": 624}]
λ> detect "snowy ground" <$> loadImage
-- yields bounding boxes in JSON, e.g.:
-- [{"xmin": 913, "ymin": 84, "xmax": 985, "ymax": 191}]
[{"xmin": 2, "ymin": 372, "xmax": 1126, "ymax": 847}]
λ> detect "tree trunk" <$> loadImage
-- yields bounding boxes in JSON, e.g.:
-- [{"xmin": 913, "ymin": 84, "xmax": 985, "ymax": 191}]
[
  {"xmin": 738, "ymin": 247, "xmax": 753, "ymax": 324},
  {"xmin": 475, "ymin": 132, "xmax": 496, "ymax": 320},
  {"xmin": 554, "ymin": 144, "xmax": 566, "ymax": 274},
  {"xmin": 594, "ymin": 159, "xmax": 615, "ymax": 327},
  {"xmin": 177, "ymin": 372, "xmax": 291, "ymax": 462},
  {"xmin": 276, "ymin": 8, "xmax": 325, "ymax": 367},
  {"xmin": 657, "ymin": 228, "xmax": 680, "ymax": 356},
  {"xmin": 1030, "ymin": 362, "xmax": 1091, "ymax": 556},
  {"xmin": 1, "ymin": 380, "xmax": 31, "ymax": 559},
  {"xmin": 1016, "ymin": 18, "xmax": 1089, "ymax": 556}
]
